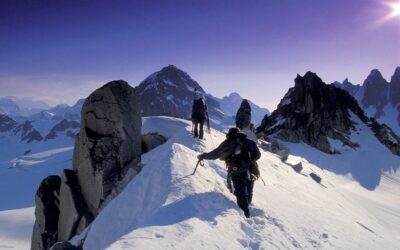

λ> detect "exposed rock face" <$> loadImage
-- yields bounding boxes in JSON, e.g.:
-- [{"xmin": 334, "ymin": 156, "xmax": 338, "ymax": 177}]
[
  {"xmin": 137, "ymin": 65, "xmax": 223, "ymax": 118},
  {"xmin": 236, "ymin": 99, "xmax": 252, "ymax": 130},
  {"xmin": 31, "ymin": 80, "xmax": 143, "ymax": 248},
  {"xmin": 45, "ymin": 119, "xmax": 80, "ymax": 140},
  {"xmin": 73, "ymin": 80, "xmax": 142, "ymax": 215},
  {"xmin": 369, "ymin": 119, "xmax": 400, "ymax": 155},
  {"xmin": 142, "ymin": 133, "xmax": 166, "ymax": 154},
  {"xmin": 57, "ymin": 170, "xmax": 92, "ymax": 241},
  {"xmin": 258, "ymin": 139, "xmax": 290, "ymax": 161},
  {"xmin": 334, "ymin": 67, "xmax": 400, "ymax": 134},
  {"xmin": 31, "ymin": 176, "xmax": 61, "ymax": 250},
  {"xmin": 361, "ymin": 69, "xmax": 389, "ymax": 117},
  {"xmin": 389, "ymin": 67, "xmax": 400, "ymax": 107},
  {"xmin": 0, "ymin": 114, "xmax": 16, "ymax": 132},
  {"xmin": 13, "ymin": 121, "xmax": 43, "ymax": 143},
  {"xmin": 257, "ymin": 71, "xmax": 400, "ymax": 155}
]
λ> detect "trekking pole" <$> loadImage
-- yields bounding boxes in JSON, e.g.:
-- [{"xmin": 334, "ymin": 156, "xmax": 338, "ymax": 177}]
[
  {"xmin": 208, "ymin": 130, "xmax": 215, "ymax": 148},
  {"xmin": 192, "ymin": 159, "xmax": 204, "ymax": 175},
  {"xmin": 259, "ymin": 176, "xmax": 266, "ymax": 186}
]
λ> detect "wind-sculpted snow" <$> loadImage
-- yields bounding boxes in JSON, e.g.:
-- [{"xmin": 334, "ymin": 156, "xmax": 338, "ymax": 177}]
[{"xmin": 82, "ymin": 117, "xmax": 400, "ymax": 250}]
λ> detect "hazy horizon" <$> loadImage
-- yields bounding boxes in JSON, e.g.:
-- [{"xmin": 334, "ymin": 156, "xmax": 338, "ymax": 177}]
[{"xmin": 1, "ymin": 0, "xmax": 399, "ymax": 110}]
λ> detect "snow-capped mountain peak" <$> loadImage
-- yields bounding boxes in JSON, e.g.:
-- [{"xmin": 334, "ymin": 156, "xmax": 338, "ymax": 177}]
[
  {"xmin": 137, "ymin": 65, "xmax": 223, "ymax": 118},
  {"xmin": 334, "ymin": 67, "xmax": 400, "ymax": 135},
  {"xmin": 216, "ymin": 92, "xmax": 270, "ymax": 125}
]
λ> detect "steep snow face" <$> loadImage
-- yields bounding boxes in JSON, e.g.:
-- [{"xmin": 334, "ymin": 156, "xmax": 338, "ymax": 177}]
[
  {"xmin": 137, "ymin": 65, "xmax": 223, "ymax": 119},
  {"xmin": 216, "ymin": 92, "xmax": 270, "ymax": 126},
  {"xmin": 0, "ymin": 207, "xmax": 35, "ymax": 250},
  {"xmin": 82, "ymin": 117, "xmax": 400, "ymax": 250}
]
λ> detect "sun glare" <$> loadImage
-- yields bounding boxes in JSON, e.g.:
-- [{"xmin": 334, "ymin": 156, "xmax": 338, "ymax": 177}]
[{"xmin": 388, "ymin": 1, "xmax": 400, "ymax": 18}]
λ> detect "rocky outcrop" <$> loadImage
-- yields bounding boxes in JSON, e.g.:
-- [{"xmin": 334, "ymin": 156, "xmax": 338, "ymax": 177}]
[
  {"xmin": 389, "ymin": 67, "xmax": 400, "ymax": 107},
  {"xmin": 333, "ymin": 67, "xmax": 400, "ymax": 134},
  {"xmin": 73, "ymin": 80, "xmax": 142, "ymax": 215},
  {"xmin": 137, "ymin": 65, "xmax": 223, "ymax": 119},
  {"xmin": 31, "ymin": 176, "xmax": 61, "ymax": 250},
  {"xmin": 236, "ymin": 99, "xmax": 251, "ymax": 130},
  {"xmin": 361, "ymin": 69, "xmax": 389, "ymax": 118},
  {"xmin": 13, "ymin": 121, "xmax": 43, "ymax": 143},
  {"xmin": 0, "ymin": 114, "xmax": 16, "ymax": 132},
  {"xmin": 142, "ymin": 133, "xmax": 166, "ymax": 154},
  {"xmin": 369, "ymin": 119, "xmax": 400, "ymax": 156},
  {"xmin": 45, "ymin": 119, "xmax": 80, "ymax": 140},
  {"xmin": 57, "ymin": 170, "xmax": 92, "ymax": 241},
  {"xmin": 32, "ymin": 80, "xmax": 143, "ymax": 249},
  {"xmin": 257, "ymin": 71, "xmax": 400, "ymax": 155},
  {"xmin": 259, "ymin": 139, "xmax": 290, "ymax": 161}
]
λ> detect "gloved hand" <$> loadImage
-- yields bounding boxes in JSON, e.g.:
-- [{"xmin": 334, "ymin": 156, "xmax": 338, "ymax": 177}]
[{"xmin": 197, "ymin": 154, "xmax": 204, "ymax": 160}]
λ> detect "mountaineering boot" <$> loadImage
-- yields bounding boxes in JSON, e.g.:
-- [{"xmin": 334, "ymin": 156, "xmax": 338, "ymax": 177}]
[{"xmin": 244, "ymin": 208, "xmax": 250, "ymax": 218}]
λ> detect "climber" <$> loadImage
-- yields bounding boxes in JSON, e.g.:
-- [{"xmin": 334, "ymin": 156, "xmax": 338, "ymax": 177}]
[
  {"xmin": 191, "ymin": 96, "xmax": 209, "ymax": 139},
  {"xmin": 197, "ymin": 127, "xmax": 261, "ymax": 218}
]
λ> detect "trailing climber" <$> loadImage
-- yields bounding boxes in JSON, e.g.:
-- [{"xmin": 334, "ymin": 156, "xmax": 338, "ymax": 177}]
[{"xmin": 197, "ymin": 127, "xmax": 261, "ymax": 218}]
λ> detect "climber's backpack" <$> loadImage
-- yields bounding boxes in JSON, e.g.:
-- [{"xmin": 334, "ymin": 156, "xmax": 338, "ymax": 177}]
[{"xmin": 226, "ymin": 136, "xmax": 261, "ymax": 176}]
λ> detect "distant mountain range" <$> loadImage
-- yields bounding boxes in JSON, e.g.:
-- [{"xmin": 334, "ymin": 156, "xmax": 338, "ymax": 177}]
[
  {"xmin": 213, "ymin": 92, "xmax": 270, "ymax": 125},
  {"xmin": 333, "ymin": 67, "xmax": 400, "ymax": 135},
  {"xmin": 1, "ymin": 66, "xmax": 269, "ymax": 125},
  {"xmin": 0, "ymin": 65, "xmax": 271, "ymax": 175},
  {"xmin": 0, "ymin": 96, "xmax": 50, "ymax": 117}
]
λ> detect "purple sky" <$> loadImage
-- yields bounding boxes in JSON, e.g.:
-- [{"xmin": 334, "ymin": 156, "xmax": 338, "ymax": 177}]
[{"xmin": 0, "ymin": 0, "xmax": 399, "ymax": 110}]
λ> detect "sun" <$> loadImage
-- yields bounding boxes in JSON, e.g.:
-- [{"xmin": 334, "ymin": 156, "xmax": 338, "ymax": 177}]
[{"xmin": 388, "ymin": 1, "xmax": 400, "ymax": 18}]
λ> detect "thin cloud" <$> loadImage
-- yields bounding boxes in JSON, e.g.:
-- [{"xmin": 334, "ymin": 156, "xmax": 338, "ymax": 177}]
[{"xmin": 0, "ymin": 75, "xmax": 110, "ymax": 106}]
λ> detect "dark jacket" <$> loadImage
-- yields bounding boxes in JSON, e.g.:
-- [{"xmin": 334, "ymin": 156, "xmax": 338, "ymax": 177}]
[
  {"xmin": 201, "ymin": 133, "xmax": 260, "ymax": 174},
  {"xmin": 191, "ymin": 98, "xmax": 208, "ymax": 121}
]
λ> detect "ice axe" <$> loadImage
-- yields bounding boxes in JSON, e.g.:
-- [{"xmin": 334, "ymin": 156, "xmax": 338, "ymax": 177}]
[{"xmin": 192, "ymin": 159, "xmax": 205, "ymax": 175}]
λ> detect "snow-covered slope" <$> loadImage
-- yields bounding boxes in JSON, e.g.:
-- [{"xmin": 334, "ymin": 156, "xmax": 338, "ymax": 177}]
[
  {"xmin": 1, "ymin": 116, "xmax": 400, "ymax": 249},
  {"xmin": 78, "ymin": 117, "xmax": 400, "ymax": 249},
  {"xmin": 0, "ymin": 115, "xmax": 79, "ymax": 211}
]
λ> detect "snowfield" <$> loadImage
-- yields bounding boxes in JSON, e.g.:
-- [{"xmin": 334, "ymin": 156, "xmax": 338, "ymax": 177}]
[
  {"xmin": 1, "ymin": 116, "xmax": 399, "ymax": 249},
  {"xmin": 83, "ymin": 117, "xmax": 400, "ymax": 249}
]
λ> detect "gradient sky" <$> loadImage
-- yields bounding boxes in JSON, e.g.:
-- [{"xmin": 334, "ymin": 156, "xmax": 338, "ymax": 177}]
[{"xmin": 1, "ymin": 0, "xmax": 399, "ymax": 110}]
